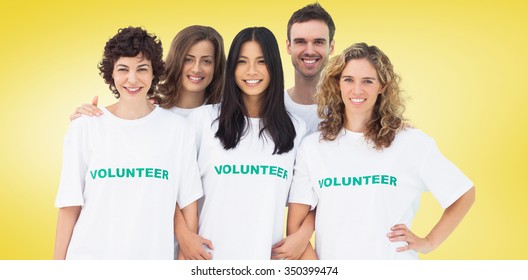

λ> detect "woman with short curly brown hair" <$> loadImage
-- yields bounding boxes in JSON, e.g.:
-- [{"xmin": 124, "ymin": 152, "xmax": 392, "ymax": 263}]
[
  {"xmin": 54, "ymin": 27, "xmax": 202, "ymax": 260},
  {"xmin": 287, "ymin": 42, "xmax": 475, "ymax": 259}
]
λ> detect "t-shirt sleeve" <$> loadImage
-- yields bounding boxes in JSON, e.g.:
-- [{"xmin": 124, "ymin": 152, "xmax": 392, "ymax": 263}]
[
  {"xmin": 176, "ymin": 122, "xmax": 203, "ymax": 209},
  {"xmin": 419, "ymin": 138, "xmax": 474, "ymax": 209},
  {"xmin": 186, "ymin": 107, "xmax": 205, "ymax": 155},
  {"xmin": 55, "ymin": 120, "xmax": 87, "ymax": 208},
  {"xmin": 288, "ymin": 140, "xmax": 318, "ymax": 210}
]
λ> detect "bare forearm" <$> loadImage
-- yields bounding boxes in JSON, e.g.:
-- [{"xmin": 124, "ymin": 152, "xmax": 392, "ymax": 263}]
[
  {"xmin": 54, "ymin": 206, "xmax": 81, "ymax": 260},
  {"xmin": 180, "ymin": 201, "xmax": 198, "ymax": 233},
  {"xmin": 426, "ymin": 187, "xmax": 476, "ymax": 249},
  {"xmin": 291, "ymin": 210, "xmax": 315, "ymax": 238},
  {"xmin": 287, "ymin": 203, "xmax": 311, "ymax": 235}
]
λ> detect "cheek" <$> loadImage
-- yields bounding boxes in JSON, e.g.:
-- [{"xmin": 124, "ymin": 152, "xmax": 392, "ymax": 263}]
[{"xmin": 234, "ymin": 67, "xmax": 244, "ymax": 80}]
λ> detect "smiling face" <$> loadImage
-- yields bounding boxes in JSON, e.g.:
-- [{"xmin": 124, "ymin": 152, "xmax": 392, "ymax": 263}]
[
  {"xmin": 340, "ymin": 58, "xmax": 383, "ymax": 119},
  {"xmin": 287, "ymin": 19, "xmax": 334, "ymax": 79},
  {"xmin": 181, "ymin": 40, "xmax": 215, "ymax": 96},
  {"xmin": 112, "ymin": 54, "xmax": 153, "ymax": 100},
  {"xmin": 235, "ymin": 40, "xmax": 270, "ymax": 101}
]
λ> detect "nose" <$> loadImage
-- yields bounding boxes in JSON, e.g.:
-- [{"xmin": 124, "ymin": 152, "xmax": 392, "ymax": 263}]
[
  {"xmin": 247, "ymin": 62, "xmax": 258, "ymax": 75},
  {"xmin": 127, "ymin": 71, "xmax": 137, "ymax": 83},
  {"xmin": 191, "ymin": 60, "xmax": 201, "ymax": 73},
  {"xmin": 353, "ymin": 82, "xmax": 363, "ymax": 95},
  {"xmin": 305, "ymin": 42, "xmax": 316, "ymax": 55}
]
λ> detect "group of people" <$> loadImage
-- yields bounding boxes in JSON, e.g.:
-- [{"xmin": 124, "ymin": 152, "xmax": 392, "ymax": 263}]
[{"xmin": 54, "ymin": 3, "xmax": 475, "ymax": 260}]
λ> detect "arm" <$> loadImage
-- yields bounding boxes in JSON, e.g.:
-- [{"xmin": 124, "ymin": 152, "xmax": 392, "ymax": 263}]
[
  {"xmin": 175, "ymin": 202, "xmax": 213, "ymax": 260},
  {"xmin": 388, "ymin": 186, "xmax": 475, "ymax": 254},
  {"xmin": 272, "ymin": 203, "xmax": 317, "ymax": 260},
  {"xmin": 54, "ymin": 206, "xmax": 81, "ymax": 260}
]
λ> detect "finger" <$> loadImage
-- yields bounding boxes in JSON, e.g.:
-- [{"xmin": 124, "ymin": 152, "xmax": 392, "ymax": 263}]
[
  {"xmin": 201, "ymin": 251, "xmax": 212, "ymax": 260},
  {"xmin": 272, "ymin": 239, "xmax": 285, "ymax": 249},
  {"xmin": 396, "ymin": 244, "xmax": 410, "ymax": 252},
  {"xmin": 271, "ymin": 247, "xmax": 284, "ymax": 255},
  {"xmin": 387, "ymin": 229, "xmax": 407, "ymax": 238},
  {"xmin": 76, "ymin": 106, "xmax": 95, "ymax": 116},
  {"xmin": 388, "ymin": 235, "xmax": 408, "ymax": 242},
  {"xmin": 202, "ymin": 238, "xmax": 214, "ymax": 250},
  {"xmin": 271, "ymin": 252, "xmax": 286, "ymax": 260},
  {"xmin": 69, "ymin": 113, "xmax": 81, "ymax": 121},
  {"xmin": 391, "ymin": 224, "xmax": 408, "ymax": 231},
  {"xmin": 84, "ymin": 104, "xmax": 103, "ymax": 116},
  {"xmin": 92, "ymin": 96, "xmax": 99, "ymax": 106}
]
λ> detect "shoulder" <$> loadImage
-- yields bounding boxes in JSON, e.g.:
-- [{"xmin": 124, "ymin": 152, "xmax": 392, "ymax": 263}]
[
  {"xmin": 68, "ymin": 114, "xmax": 100, "ymax": 131},
  {"xmin": 288, "ymin": 112, "xmax": 308, "ymax": 133},
  {"xmin": 188, "ymin": 104, "xmax": 218, "ymax": 118},
  {"xmin": 157, "ymin": 107, "xmax": 186, "ymax": 121},
  {"xmin": 393, "ymin": 127, "xmax": 436, "ymax": 150},
  {"xmin": 298, "ymin": 131, "xmax": 322, "ymax": 148},
  {"xmin": 187, "ymin": 104, "xmax": 220, "ymax": 128}
]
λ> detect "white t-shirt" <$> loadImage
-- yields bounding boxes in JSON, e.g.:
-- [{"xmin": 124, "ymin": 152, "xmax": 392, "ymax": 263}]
[
  {"xmin": 168, "ymin": 104, "xmax": 199, "ymax": 259},
  {"xmin": 289, "ymin": 128, "xmax": 473, "ymax": 260},
  {"xmin": 55, "ymin": 106, "xmax": 203, "ymax": 260},
  {"xmin": 284, "ymin": 89, "xmax": 320, "ymax": 133},
  {"xmin": 169, "ymin": 106, "xmax": 198, "ymax": 118},
  {"xmin": 188, "ymin": 104, "xmax": 307, "ymax": 259}
]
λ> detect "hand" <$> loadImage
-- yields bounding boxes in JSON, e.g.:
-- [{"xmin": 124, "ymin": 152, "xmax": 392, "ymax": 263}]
[
  {"xmin": 271, "ymin": 231, "xmax": 311, "ymax": 260},
  {"xmin": 69, "ymin": 96, "xmax": 103, "ymax": 121},
  {"xmin": 387, "ymin": 224, "xmax": 435, "ymax": 254},
  {"xmin": 176, "ymin": 228, "xmax": 214, "ymax": 260}
]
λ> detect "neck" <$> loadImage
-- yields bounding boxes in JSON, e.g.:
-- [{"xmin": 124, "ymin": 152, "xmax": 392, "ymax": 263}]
[
  {"xmin": 107, "ymin": 98, "xmax": 155, "ymax": 120},
  {"xmin": 287, "ymin": 72, "xmax": 319, "ymax": 105},
  {"xmin": 242, "ymin": 95, "xmax": 261, "ymax": 118},
  {"xmin": 176, "ymin": 90, "xmax": 205, "ymax": 109},
  {"xmin": 344, "ymin": 112, "xmax": 370, "ymax": 133}
]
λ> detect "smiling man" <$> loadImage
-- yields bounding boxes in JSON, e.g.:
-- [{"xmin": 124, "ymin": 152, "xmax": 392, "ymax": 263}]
[{"xmin": 285, "ymin": 3, "xmax": 335, "ymax": 133}]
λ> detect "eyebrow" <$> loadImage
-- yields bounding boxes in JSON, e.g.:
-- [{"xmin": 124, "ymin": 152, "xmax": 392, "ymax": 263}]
[
  {"xmin": 115, "ymin": 63, "xmax": 150, "ymax": 68},
  {"xmin": 341, "ymin": 75, "xmax": 377, "ymax": 80},
  {"xmin": 293, "ymin": 37, "xmax": 327, "ymax": 42},
  {"xmin": 186, "ymin": 54, "xmax": 214, "ymax": 58},
  {"xmin": 238, "ymin": 55, "xmax": 265, "ymax": 59}
]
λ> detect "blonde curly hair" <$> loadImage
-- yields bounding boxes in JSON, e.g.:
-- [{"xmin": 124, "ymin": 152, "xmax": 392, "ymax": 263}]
[{"xmin": 316, "ymin": 42, "xmax": 408, "ymax": 149}]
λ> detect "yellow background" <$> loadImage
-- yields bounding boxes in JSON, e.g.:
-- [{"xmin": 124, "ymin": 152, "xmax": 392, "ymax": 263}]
[{"xmin": 1, "ymin": 0, "xmax": 527, "ymax": 260}]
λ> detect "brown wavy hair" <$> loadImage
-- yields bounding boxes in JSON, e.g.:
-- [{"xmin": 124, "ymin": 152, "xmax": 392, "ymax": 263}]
[
  {"xmin": 157, "ymin": 25, "xmax": 225, "ymax": 108},
  {"xmin": 316, "ymin": 42, "xmax": 408, "ymax": 149},
  {"xmin": 98, "ymin": 26, "xmax": 164, "ymax": 99}
]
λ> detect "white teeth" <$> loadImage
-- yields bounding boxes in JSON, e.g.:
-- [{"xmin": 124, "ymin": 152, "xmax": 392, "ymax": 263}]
[
  {"xmin": 245, "ymin": 80, "xmax": 260, "ymax": 84},
  {"xmin": 127, "ymin": 87, "xmax": 140, "ymax": 91},
  {"xmin": 303, "ymin": 59, "xmax": 316, "ymax": 64},
  {"xmin": 350, "ymin": 98, "xmax": 366, "ymax": 103},
  {"xmin": 189, "ymin": 76, "xmax": 203, "ymax": 81}
]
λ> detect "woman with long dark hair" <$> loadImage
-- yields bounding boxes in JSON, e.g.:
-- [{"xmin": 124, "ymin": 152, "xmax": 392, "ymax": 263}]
[{"xmin": 188, "ymin": 27, "xmax": 307, "ymax": 259}]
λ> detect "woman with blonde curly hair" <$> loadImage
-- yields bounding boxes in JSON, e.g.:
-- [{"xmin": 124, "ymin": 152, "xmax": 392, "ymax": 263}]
[{"xmin": 287, "ymin": 42, "xmax": 475, "ymax": 259}]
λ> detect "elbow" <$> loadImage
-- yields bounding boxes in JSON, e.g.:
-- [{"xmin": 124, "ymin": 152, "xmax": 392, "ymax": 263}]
[{"xmin": 467, "ymin": 186, "xmax": 476, "ymax": 206}]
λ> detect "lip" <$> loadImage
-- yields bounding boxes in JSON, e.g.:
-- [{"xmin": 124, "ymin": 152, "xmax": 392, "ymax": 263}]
[
  {"xmin": 301, "ymin": 57, "xmax": 320, "ymax": 66},
  {"xmin": 123, "ymin": 86, "xmax": 143, "ymax": 95},
  {"xmin": 187, "ymin": 75, "xmax": 205, "ymax": 83},
  {"xmin": 349, "ymin": 97, "xmax": 367, "ymax": 105},
  {"xmin": 243, "ymin": 79, "xmax": 262, "ymax": 86}
]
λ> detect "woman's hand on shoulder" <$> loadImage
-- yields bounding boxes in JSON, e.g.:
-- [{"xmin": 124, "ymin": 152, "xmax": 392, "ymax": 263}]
[{"xmin": 69, "ymin": 96, "xmax": 103, "ymax": 121}]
